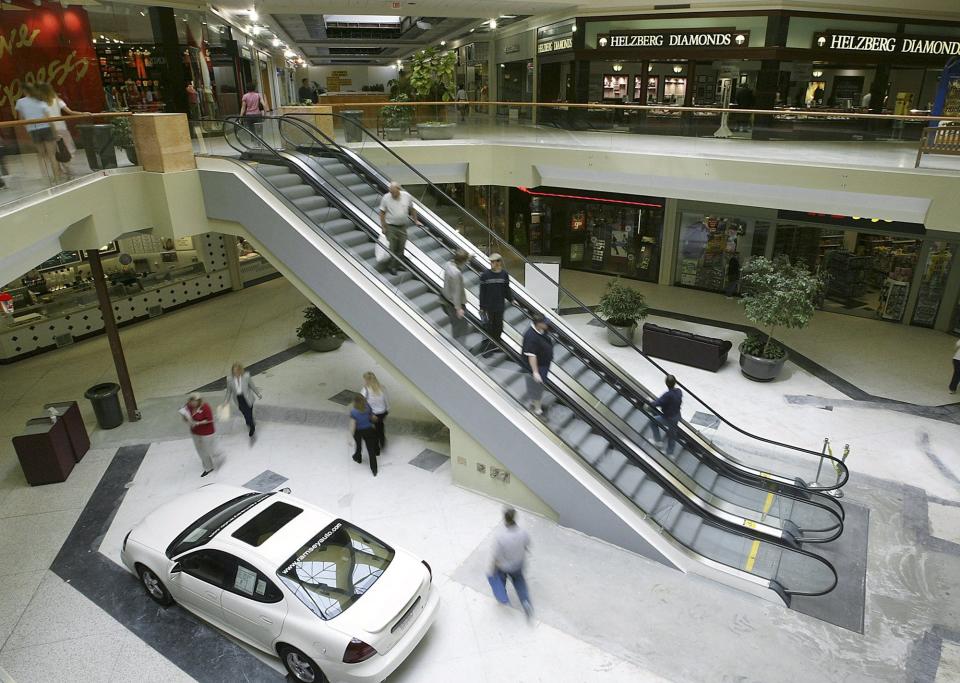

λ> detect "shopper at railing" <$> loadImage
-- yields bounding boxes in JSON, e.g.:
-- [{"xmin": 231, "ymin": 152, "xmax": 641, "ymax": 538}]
[
  {"xmin": 36, "ymin": 82, "xmax": 87, "ymax": 177},
  {"xmin": 14, "ymin": 82, "xmax": 58, "ymax": 182}
]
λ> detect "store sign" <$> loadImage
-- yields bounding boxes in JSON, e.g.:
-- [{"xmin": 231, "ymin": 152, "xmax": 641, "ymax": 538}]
[
  {"xmin": 813, "ymin": 32, "xmax": 960, "ymax": 56},
  {"xmin": 776, "ymin": 210, "xmax": 925, "ymax": 235},
  {"xmin": 0, "ymin": 0, "xmax": 104, "ymax": 121},
  {"xmin": 598, "ymin": 29, "xmax": 749, "ymax": 49},
  {"xmin": 537, "ymin": 36, "xmax": 573, "ymax": 54}
]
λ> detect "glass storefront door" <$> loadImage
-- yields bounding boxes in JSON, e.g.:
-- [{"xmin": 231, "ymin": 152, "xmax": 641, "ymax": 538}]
[{"xmin": 675, "ymin": 213, "xmax": 770, "ymax": 293}]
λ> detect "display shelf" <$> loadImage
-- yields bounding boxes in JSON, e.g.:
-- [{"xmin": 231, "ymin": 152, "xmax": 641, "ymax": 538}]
[{"xmin": 877, "ymin": 278, "xmax": 910, "ymax": 321}]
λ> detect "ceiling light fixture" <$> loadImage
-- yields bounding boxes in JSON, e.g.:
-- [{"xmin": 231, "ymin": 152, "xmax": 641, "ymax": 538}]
[
  {"xmin": 612, "ymin": 63, "xmax": 623, "ymax": 72},
  {"xmin": 673, "ymin": 65, "xmax": 683, "ymax": 73},
  {"xmin": 139, "ymin": 9, "xmax": 145, "ymax": 16},
  {"xmin": 272, "ymin": 37, "xmax": 280, "ymax": 47},
  {"xmin": 440, "ymin": 40, "xmax": 446, "ymax": 46},
  {"xmin": 812, "ymin": 69, "xmax": 824, "ymax": 78},
  {"xmin": 572, "ymin": 25, "xmax": 577, "ymax": 32},
  {"xmin": 488, "ymin": 19, "xmax": 497, "ymax": 29}
]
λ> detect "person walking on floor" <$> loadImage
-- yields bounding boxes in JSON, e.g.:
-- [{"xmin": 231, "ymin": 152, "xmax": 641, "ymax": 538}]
[
  {"xmin": 489, "ymin": 507, "xmax": 533, "ymax": 620},
  {"xmin": 224, "ymin": 362, "xmax": 262, "ymax": 439},
  {"xmin": 180, "ymin": 394, "xmax": 218, "ymax": 477},
  {"xmin": 14, "ymin": 82, "xmax": 58, "ymax": 182},
  {"xmin": 950, "ymin": 339, "xmax": 960, "ymax": 394},
  {"xmin": 521, "ymin": 314, "xmax": 554, "ymax": 416},
  {"xmin": 443, "ymin": 249, "xmax": 470, "ymax": 342},
  {"xmin": 349, "ymin": 394, "xmax": 380, "ymax": 476},
  {"xmin": 641, "ymin": 374, "xmax": 683, "ymax": 455},
  {"xmin": 240, "ymin": 82, "xmax": 265, "ymax": 126},
  {"xmin": 378, "ymin": 181, "xmax": 420, "ymax": 275},
  {"xmin": 724, "ymin": 254, "xmax": 741, "ymax": 298},
  {"xmin": 479, "ymin": 252, "xmax": 512, "ymax": 354},
  {"xmin": 361, "ymin": 371, "xmax": 389, "ymax": 450}
]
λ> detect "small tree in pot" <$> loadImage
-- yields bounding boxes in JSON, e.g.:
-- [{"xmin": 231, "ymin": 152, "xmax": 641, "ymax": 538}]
[
  {"xmin": 296, "ymin": 306, "xmax": 346, "ymax": 352},
  {"xmin": 409, "ymin": 46, "xmax": 457, "ymax": 138},
  {"xmin": 597, "ymin": 280, "xmax": 649, "ymax": 347},
  {"xmin": 381, "ymin": 94, "xmax": 414, "ymax": 140},
  {"xmin": 111, "ymin": 116, "xmax": 137, "ymax": 165},
  {"xmin": 738, "ymin": 256, "xmax": 824, "ymax": 381}
]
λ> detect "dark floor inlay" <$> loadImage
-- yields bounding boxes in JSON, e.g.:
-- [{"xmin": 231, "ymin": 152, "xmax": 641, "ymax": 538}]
[
  {"xmin": 50, "ymin": 443, "xmax": 283, "ymax": 682},
  {"xmin": 689, "ymin": 411, "xmax": 720, "ymax": 429},
  {"xmin": 243, "ymin": 470, "xmax": 289, "ymax": 492},
  {"xmin": 192, "ymin": 342, "xmax": 310, "ymax": 393},
  {"xmin": 410, "ymin": 448, "xmax": 450, "ymax": 472},
  {"xmin": 329, "ymin": 389, "xmax": 361, "ymax": 406}
]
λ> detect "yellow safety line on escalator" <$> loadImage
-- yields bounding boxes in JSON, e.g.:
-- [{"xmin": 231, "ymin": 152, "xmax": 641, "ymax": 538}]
[
  {"xmin": 745, "ymin": 539, "xmax": 761, "ymax": 572},
  {"xmin": 760, "ymin": 491, "xmax": 775, "ymax": 521}
]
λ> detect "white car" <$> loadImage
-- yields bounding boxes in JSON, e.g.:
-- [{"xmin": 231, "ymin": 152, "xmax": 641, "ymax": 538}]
[{"xmin": 121, "ymin": 484, "xmax": 439, "ymax": 683}]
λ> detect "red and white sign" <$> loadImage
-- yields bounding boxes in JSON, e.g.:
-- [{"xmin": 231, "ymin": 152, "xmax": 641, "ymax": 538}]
[{"xmin": 0, "ymin": 292, "xmax": 13, "ymax": 315}]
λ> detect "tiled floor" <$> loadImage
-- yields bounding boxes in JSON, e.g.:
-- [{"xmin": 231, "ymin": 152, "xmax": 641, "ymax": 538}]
[{"xmin": 1, "ymin": 273, "xmax": 959, "ymax": 682}]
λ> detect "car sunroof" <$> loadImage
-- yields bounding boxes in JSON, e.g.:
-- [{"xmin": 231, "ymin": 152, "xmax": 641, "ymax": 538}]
[{"xmin": 232, "ymin": 501, "xmax": 304, "ymax": 547}]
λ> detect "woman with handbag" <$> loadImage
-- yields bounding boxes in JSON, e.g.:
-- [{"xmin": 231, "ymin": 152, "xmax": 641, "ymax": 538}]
[
  {"xmin": 240, "ymin": 83, "xmax": 266, "ymax": 131},
  {"xmin": 361, "ymin": 372, "xmax": 389, "ymax": 450},
  {"xmin": 224, "ymin": 362, "xmax": 262, "ymax": 439},
  {"xmin": 36, "ymin": 82, "xmax": 86, "ymax": 177}
]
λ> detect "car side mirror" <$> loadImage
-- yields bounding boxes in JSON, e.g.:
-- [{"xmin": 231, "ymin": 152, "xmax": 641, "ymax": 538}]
[
  {"xmin": 279, "ymin": 487, "xmax": 292, "ymax": 494},
  {"xmin": 170, "ymin": 562, "xmax": 182, "ymax": 574}
]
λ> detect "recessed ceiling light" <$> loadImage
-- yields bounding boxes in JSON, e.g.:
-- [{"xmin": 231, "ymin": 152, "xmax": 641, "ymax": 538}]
[
  {"xmin": 488, "ymin": 19, "xmax": 497, "ymax": 29},
  {"xmin": 440, "ymin": 40, "xmax": 446, "ymax": 46},
  {"xmin": 272, "ymin": 38, "xmax": 280, "ymax": 46},
  {"xmin": 139, "ymin": 10, "xmax": 145, "ymax": 16}
]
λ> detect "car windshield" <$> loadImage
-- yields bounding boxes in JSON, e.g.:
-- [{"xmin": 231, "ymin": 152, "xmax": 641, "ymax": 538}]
[
  {"xmin": 277, "ymin": 519, "xmax": 395, "ymax": 620},
  {"xmin": 166, "ymin": 492, "xmax": 271, "ymax": 558}
]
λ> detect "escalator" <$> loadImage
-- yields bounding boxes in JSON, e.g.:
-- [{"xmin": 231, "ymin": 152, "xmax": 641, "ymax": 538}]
[{"xmin": 197, "ymin": 116, "xmax": 844, "ymax": 605}]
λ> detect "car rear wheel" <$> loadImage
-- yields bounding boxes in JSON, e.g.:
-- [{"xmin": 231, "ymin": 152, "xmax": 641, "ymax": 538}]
[
  {"xmin": 138, "ymin": 565, "xmax": 174, "ymax": 606},
  {"xmin": 279, "ymin": 645, "xmax": 327, "ymax": 683}
]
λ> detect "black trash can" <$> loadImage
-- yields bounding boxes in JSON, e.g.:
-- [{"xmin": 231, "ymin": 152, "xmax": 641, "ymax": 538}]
[
  {"xmin": 78, "ymin": 124, "xmax": 118, "ymax": 171},
  {"xmin": 84, "ymin": 383, "xmax": 123, "ymax": 429},
  {"xmin": 341, "ymin": 110, "xmax": 364, "ymax": 143}
]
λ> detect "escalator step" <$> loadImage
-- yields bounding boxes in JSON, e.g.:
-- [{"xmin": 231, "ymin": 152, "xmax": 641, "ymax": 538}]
[
  {"xmin": 504, "ymin": 307, "xmax": 526, "ymax": 326},
  {"xmin": 293, "ymin": 195, "xmax": 329, "ymax": 211},
  {"xmin": 354, "ymin": 243, "xmax": 376, "ymax": 261},
  {"xmin": 633, "ymin": 481, "xmax": 663, "ymax": 512},
  {"xmin": 558, "ymin": 420, "xmax": 592, "ymax": 449},
  {"xmin": 280, "ymin": 185, "xmax": 315, "ymax": 201},
  {"xmin": 463, "ymin": 271, "xmax": 480, "ymax": 287},
  {"xmin": 610, "ymin": 396, "xmax": 634, "ymax": 417},
  {"xmin": 670, "ymin": 513, "xmax": 702, "ymax": 546},
  {"xmin": 625, "ymin": 410, "xmax": 652, "ymax": 434},
  {"xmin": 340, "ymin": 232, "xmax": 370, "ymax": 248},
  {"xmin": 614, "ymin": 464, "xmax": 646, "ymax": 498},
  {"xmin": 323, "ymin": 219, "xmax": 356, "ymax": 234},
  {"xmin": 399, "ymin": 281, "xmax": 429, "ymax": 297},
  {"xmin": 324, "ymin": 220, "xmax": 356, "ymax": 236},
  {"xmin": 579, "ymin": 435, "xmax": 609, "ymax": 465},
  {"xmin": 595, "ymin": 450, "xmax": 628, "ymax": 481},
  {"xmin": 544, "ymin": 406, "xmax": 575, "ymax": 430},
  {"xmin": 347, "ymin": 182, "xmax": 370, "ymax": 195},
  {"xmin": 676, "ymin": 450, "xmax": 699, "ymax": 473},
  {"xmin": 360, "ymin": 194, "xmax": 380, "ymax": 207},
  {"xmin": 408, "ymin": 291, "xmax": 438, "ymax": 310},
  {"xmin": 691, "ymin": 465, "xmax": 719, "ymax": 491},
  {"xmin": 593, "ymin": 383, "xmax": 619, "ymax": 406},
  {"xmin": 255, "ymin": 164, "xmax": 287, "ymax": 177},
  {"xmin": 269, "ymin": 173, "xmax": 303, "ymax": 189}
]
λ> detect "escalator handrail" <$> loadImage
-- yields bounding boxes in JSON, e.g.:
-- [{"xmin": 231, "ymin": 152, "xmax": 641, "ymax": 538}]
[
  {"xmin": 265, "ymin": 112, "xmax": 849, "ymax": 491},
  {"xmin": 266, "ymin": 115, "xmax": 845, "ymax": 539},
  {"xmin": 213, "ymin": 119, "xmax": 839, "ymax": 598}
]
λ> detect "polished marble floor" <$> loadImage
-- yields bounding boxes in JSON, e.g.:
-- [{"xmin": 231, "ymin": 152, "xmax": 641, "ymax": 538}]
[{"xmin": 0, "ymin": 274, "xmax": 958, "ymax": 682}]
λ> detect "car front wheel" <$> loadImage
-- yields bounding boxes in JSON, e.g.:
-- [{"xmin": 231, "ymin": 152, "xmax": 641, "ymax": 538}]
[
  {"xmin": 279, "ymin": 645, "xmax": 326, "ymax": 683},
  {"xmin": 138, "ymin": 565, "xmax": 174, "ymax": 606}
]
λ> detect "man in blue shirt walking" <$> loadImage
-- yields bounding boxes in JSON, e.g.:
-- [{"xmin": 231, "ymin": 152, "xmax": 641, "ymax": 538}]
[
  {"xmin": 641, "ymin": 375, "xmax": 683, "ymax": 455},
  {"xmin": 520, "ymin": 314, "xmax": 553, "ymax": 416}
]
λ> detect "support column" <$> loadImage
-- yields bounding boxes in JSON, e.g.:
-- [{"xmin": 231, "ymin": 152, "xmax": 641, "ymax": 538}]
[
  {"xmin": 224, "ymin": 235, "xmax": 244, "ymax": 291},
  {"xmin": 87, "ymin": 250, "xmax": 140, "ymax": 422},
  {"xmin": 149, "ymin": 7, "xmax": 190, "ymax": 115},
  {"xmin": 752, "ymin": 59, "xmax": 781, "ymax": 140},
  {"xmin": 658, "ymin": 198, "xmax": 679, "ymax": 285}
]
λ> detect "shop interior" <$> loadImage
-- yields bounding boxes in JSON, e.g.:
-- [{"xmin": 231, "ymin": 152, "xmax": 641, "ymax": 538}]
[
  {"xmin": 513, "ymin": 187, "xmax": 665, "ymax": 282},
  {"xmin": 498, "ymin": 60, "xmax": 534, "ymax": 119}
]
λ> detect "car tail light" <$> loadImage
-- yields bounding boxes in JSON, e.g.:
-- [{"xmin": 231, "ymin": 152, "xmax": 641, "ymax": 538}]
[
  {"xmin": 342, "ymin": 638, "xmax": 377, "ymax": 664},
  {"xmin": 422, "ymin": 560, "xmax": 432, "ymax": 582}
]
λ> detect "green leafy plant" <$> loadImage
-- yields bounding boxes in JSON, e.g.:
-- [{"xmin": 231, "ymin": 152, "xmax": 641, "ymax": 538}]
[
  {"xmin": 738, "ymin": 256, "xmax": 825, "ymax": 359},
  {"xmin": 381, "ymin": 93, "xmax": 414, "ymax": 130},
  {"xmin": 597, "ymin": 280, "xmax": 649, "ymax": 328},
  {"xmin": 408, "ymin": 46, "xmax": 457, "ymax": 120},
  {"xmin": 296, "ymin": 306, "xmax": 344, "ymax": 340},
  {"xmin": 111, "ymin": 116, "xmax": 133, "ymax": 147}
]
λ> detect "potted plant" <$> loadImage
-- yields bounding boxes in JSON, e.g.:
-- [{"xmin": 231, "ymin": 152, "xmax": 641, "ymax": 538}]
[
  {"xmin": 409, "ymin": 46, "xmax": 458, "ymax": 140},
  {"xmin": 597, "ymin": 280, "xmax": 649, "ymax": 347},
  {"xmin": 296, "ymin": 306, "xmax": 346, "ymax": 352},
  {"xmin": 737, "ymin": 256, "xmax": 825, "ymax": 381},
  {"xmin": 111, "ymin": 116, "xmax": 137, "ymax": 165},
  {"xmin": 381, "ymin": 94, "xmax": 413, "ymax": 141}
]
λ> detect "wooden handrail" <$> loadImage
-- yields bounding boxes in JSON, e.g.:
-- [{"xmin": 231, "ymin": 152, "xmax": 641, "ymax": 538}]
[
  {"xmin": 306, "ymin": 100, "xmax": 960, "ymax": 122},
  {"xmin": 0, "ymin": 111, "xmax": 132, "ymax": 130}
]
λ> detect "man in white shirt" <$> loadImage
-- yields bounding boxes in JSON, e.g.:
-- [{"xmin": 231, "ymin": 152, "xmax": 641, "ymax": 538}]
[
  {"xmin": 378, "ymin": 181, "xmax": 420, "ymax": 275},
  {"xmin": 456, "ymin": 85, "xmax": 468, "ymax": 121},
  {"xmin": 490, "ymin": 507, "xmax": 533, "ymax": 620}
]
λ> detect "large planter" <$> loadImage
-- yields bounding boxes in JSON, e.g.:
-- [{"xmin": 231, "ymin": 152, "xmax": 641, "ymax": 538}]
[
  {"xmin": 305, "ymin": 336, "xmax": 344, "ymax": 352},
  {"xmin": 418, "ymin": 122, "xmax": 456, "ymax": 140},
  {"xmin": 739, "ymin": 347, "xmax": 787, "ymax": 381},
  {"xmin": 124, "ymin": 145, "xmax": 138, "ymax": 165},
  {"xmin": 384, "ymin": 127, "xmax": 403, "ymax": 141},
  {"xmin": 606, "ymin": 323, "xmax": 636, "ymax": 347}
]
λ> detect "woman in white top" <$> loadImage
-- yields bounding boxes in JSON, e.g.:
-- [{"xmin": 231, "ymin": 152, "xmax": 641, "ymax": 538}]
[
  {"xmin": 14, "ymin": 83, "xmax": 57, "ymax": 181},
  {"xmin": 37, "ymin": 82, "xmax": 85, "ymax": 175},
  {"xmin": 361, "ymin": 371, "xmax": 389, "ymax": 449}
]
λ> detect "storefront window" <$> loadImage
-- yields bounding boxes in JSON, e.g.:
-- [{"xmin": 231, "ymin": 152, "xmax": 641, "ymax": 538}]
[
  {"xmin": 675, "ymin": 213, "xmax": 767, "ymax": 292},
  {"xmin": 512, "ymin": 187, "xmax": 664, "ymax": 282},
  {"xmin": 911, "ymin": 242, "xmax": 954, "ymax": 327}
]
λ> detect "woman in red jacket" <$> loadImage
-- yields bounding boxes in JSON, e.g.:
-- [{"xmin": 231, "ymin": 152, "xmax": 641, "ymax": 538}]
[{"xmin": 181, "ymin": 394, "xmax": 218, "ymax": 476}]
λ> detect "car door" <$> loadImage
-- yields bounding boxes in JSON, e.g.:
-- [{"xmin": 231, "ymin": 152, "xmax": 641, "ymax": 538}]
[
  {"xmin": 169, "ymin": 549, "xmax": 230, "ymax": 628},
  {"xmin": 219, "ymin": 555, "xmax": 288, "ymax": 651}
]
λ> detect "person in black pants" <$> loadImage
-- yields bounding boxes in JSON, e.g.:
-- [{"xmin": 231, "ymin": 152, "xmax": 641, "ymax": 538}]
[
  {"xmin": 641, "ymin": 374, "xmax": 683, "ymax": 455},
  {"xmin": 520, "ymin": 314, "xmax": 554, "ymax": 416},
  {"xmin": 725, "ymin": 254, "xmax": 740, "ymax": 298},
  {"xmin": 349, "ymin": 395, "xmax": 379, "ymax": 476},
  {"xmin": 479, "ymin": 253, "xmax": 512, "ymax": 353},
  {"xmin": 950, "ymin": 339, "xmax": 960, "ymax": 394},
  {"xmin": 224, "ymin": 362, "xmax": 262, "ymax": 439}
]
